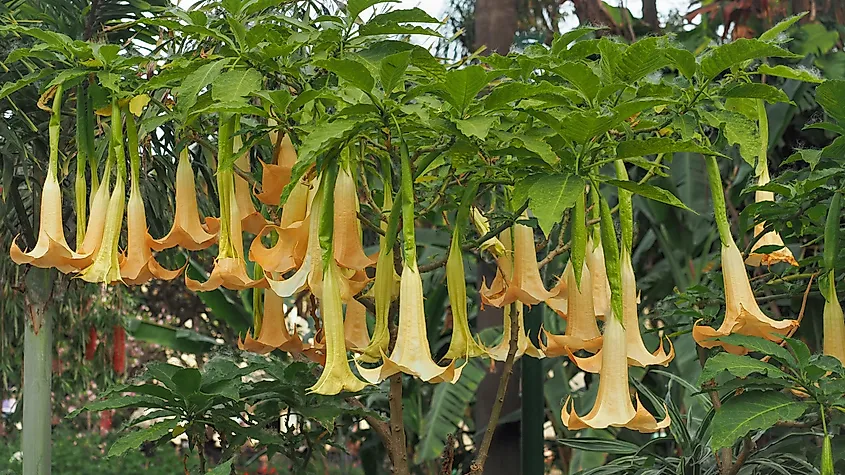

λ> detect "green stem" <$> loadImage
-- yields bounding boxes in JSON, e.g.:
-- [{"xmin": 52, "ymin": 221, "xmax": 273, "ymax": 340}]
[
  {"xmin": 75, "ymin": 85, "xmax": 88, "ymax": 244},
  {"xmin": 397, "ymin": 124, "xmax": 416, "ymax": 264},
  {"xmin": 756, "ymin": 99, "xmax": 769, "ymax": 177},
  {"xmin": 48, "ymin": 84, "xmax": 63, "ymax": 175},
  {"xmin": 589, "ymin": 183, "xmax": 600, "ymax": 242},
  {"xmin": 110, "ymin": 99, "xmax": 126, "ymax": 181},
  {"xmin": 217, "ymin": 114, "xmax": 235, "ymax": 258},
  {"xmin": 614, "ymin": 160, "xmax": 633, "ymax": 253},
  {"xmin": 124, "ymin": 107, "xmax": 141, "ymax": 185},
  {"xmin": 704, "ymin": 155, "xmax": 732, "ymax": 247}
]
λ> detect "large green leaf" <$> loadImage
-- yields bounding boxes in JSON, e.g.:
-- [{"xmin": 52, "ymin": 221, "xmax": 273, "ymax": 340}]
[
  {"xmin": 379, "ymin": 50, "xmax": 411, "ymax": 95},
  {"xmin": 441, "ymin": 65, "xmax": 488, "ymax": 116},
  {"xmin": 316, "ymin": 58, "xmax": 375, "ymax": 92},
  {"xmin": 211, "ymin": 68, "xmax": 262, "ymax": 103},
  {"xmin": 0, "ymin": 69, "xmax": 54, "ymax": 101},
  {"xmin": 710, "ymin": 392, "xmax": 807, "ymax": 450},
  {"xmin": 109, "ymin": 418, "xmax": 179, "ymax": 457},
  {"xmin": 347, "ymin": 0, "xmax": 399, "ymax": 20},
  {"xmin": 557, "ymin": 438, "xmax": 641, "ymax": 454},
  {"xmin": 701, "ymin": 109, "xmax": 760, "ymax": 167},
  {"xmin": 698, "ymin": 352, "xmax": 789, "ymax": 385},
  {"xmin": 723, "ymin": 83, "xmax": 792, "ymax": 104},
  {"xmin": 716, "ymin": 335, "xmax": 796, "ymax": 365},
  {"xmin": 175, "ymin": 59, "xmax": 227, "ymax": 114},
  {"xmin": 604, "ymin": 179, "xmax": 694, "ymax": 213},
  {"xmin": 816, "ymin": 79, "xmax": 845, "ymax": 124},
  {"xmin": 125, "ymin": 319, "xmax": 218, "ymax": 354},
  {"xmin": 415, "ymin": 359, "xmax": 486, "ymax": 463},
  {"xmin": 754, "ymin": 64, "xmax": 822, "ymax": 83},
  {"xmin": 455, "ymin": 116, "xmax": 497, "ymax": 139},
  {"xmin": 68, "ymin": 395, "xmax": 169, "ymax": 419},
  {"xmin": 514, "ymin": 172, "xmax": 585, "ymax": 236},
  {"xmin": 699, "ymin": 39, "xmax": 800, "ymax": 80}
]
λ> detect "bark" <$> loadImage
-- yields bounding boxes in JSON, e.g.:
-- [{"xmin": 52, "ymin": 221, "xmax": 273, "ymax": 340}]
[
  {"xmin": 473, "ymin": 0, "xmax": 518, "ymax": 54},
  {"xmin": 642, "ymin": 0, "xmax": 659, "ymax": 30}
]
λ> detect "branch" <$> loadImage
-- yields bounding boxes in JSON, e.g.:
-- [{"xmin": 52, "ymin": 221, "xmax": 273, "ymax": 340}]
[
  {"xmin": 725, "ymin": 437, "xmax": 754, "ymax": 475},
  {"xmin": 469, "ymin": 303, "xmax": 520, "ymax": 475},
  {"xmin": 539, "ymin": 211, "xmax": 571, "ymax": 270}
]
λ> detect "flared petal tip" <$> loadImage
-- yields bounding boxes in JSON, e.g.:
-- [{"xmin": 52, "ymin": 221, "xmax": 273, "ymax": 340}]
[{"xmin": 542, "ymin": 330, "xmax": 603, "ymax": 357}]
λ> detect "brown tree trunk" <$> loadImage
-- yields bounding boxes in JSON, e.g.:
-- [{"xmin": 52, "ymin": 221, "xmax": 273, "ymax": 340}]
[
  {"xmin": 571, "ymin": 0, "xmax": 621, "ymax": 35},
  {"xmin": 473, "ymin": 262, "xmax": 522, "ymax": 474},
  {"xmin": 642, "ymin": 0, "xmax": 659, "ymax": 30},
  {"xmin": 473, "ymin": 0, "xmax": 518, "ymax": 54}
]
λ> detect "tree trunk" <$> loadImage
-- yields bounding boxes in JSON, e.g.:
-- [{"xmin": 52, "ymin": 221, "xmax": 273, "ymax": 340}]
[
  {"xmin": 473, "ymin": 262, "xmax": 521, "ymax": 474},
  {"xmin": 642, "ymin": 0, "xmax": 659, "ymax": 30},
  {"xmin": 473, "ymin": 0, "xmax": 518, "ymax": 54},
  {"xmin": 22, "ymin": 268, "xmax": 56, "ymax": 475}
]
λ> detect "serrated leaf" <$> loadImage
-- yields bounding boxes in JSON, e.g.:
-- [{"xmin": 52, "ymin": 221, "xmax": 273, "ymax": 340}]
[
  {"xmin": 441, "ymin": 65, "xmax": 488, "ymax": 115},
  {"xmin": 699, "ymin": 39, "xmax": 800, "ymax": 80},
  {"xmin": 701, "ymin": 109, "xmax": 760, "ymax": 167},
  {"xmin": 758, "ymin": 13, "xmax": 807, "ymax": 42},
  {"xmin": 175, "ymin": 60, "xmax": 227, "ymax": 114},
  {"xmin": 379, "ymin": 50, "xmax": 411, "ymax": 95},
  {"xmin": 782, "ymin": 149, "xmax": 822, "ymax": 170},
  {"xmin": 316, "ymin": 58, "xmax": 374, "ymax": 92},
  {"xmin": 496, "ymin": 131, "xmax": 557, "ymax": 165},
  {"xmin": 754, "ymin": 64, "xmax": 822, "ymax": 83},
  {"xmin": 698, "ymin": 352, "xmax": 789, "ymax": 385},
  {"xmin": 514, "ymin": 173, "xmax": 585, "ymax": 236},
  {"xmin": 552, "ymin": 62, "xmax": 600, "ymax": 102},
  {"xmin": 816, "ymin": 79, "xmax": 845, "ymax": 124},
  {"xmin": 211, "ymin": 68, "xmax": 262, "ymax": 103},
  {"xmin": 455, "ymin": 116, "xmax": 497, "ymax": 139},
  {"xmin": 711, "ymin": 392, "xmax": 807, "ymax": 450},
  {"xmin": 616, "ymin": 137, "xmax": 721, "ymax": 159},
  {"xmin": 108, "ymin": 419, "xmax": 179, "ymax": 457},
  {"xmin": 604, "ymin": 179, "xmax": 693, "ymax": 213},
  {"xmin": 723, "ymin": 83, "xmax": 792, "ymax": 104}
]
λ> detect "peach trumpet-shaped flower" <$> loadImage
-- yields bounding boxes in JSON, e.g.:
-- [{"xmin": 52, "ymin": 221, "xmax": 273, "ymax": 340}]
[
  {"xmin": 10, "ymin": 166, "xmax": 83, "ymax": 273},
  {"xmin": 185, "ymin": 169, "xmax": 267, "ymax": 291},
  {"xmin": 487, "ymin": 302, "xmax": 544, "ymax": 361},
  {"xmin": 250, "ymin": 177, "xmax": 312, "ymax": 274},
  {"xmin": 481, "ymin": 219, "xmax": 554, "ymax": 307},
  {"xmin": 344, "ymin": 298, "xmax": 371, "ymax": 352},
  {"xmin": 561, "ymin": 311, "xmax": 671, "ymax": 433},
  {"xmin": 232, "ymin": 134, "xmax": 269, "ymax": 235},
  {"xmin": 119, "ymin": 175, "xmax": 184, "ymax": 285},
  {"xmin": 78, "ymin": 174, "xmax": 126, "ymax": 284},
  {"xmin": 823, "ymin": 274, "xmax": 845, "ymax": 364},
  {"xmin": 239, "ymin": 288, "xmax": 305, "ymax": 354},
  {"xmin": 332, "ymin": 166, "xmax": 376, "ymax": 272},
  {"xmin": 255, "ymin": 130, "xmax": 296, "ymax": 206},
  {"xmin": 746, "ymin": 168, "xmax": 798, "ymax": 267},
  {"xmin": 543, "ymin": 260, "xmax": 603, "ymax": 356},
  {"xmin": 567, "ymin": 251, "xmax": 674, "ymax": 372},
  {"xmin": 693, "ymin": 238, "xmax": 798, "ymax": 354},
  {"xmin": 443, "ymin": 233, "xmax": 488, "ymax": 360},
  {"xmin": 70, "ymin": 157, "xmax": 114, "ymax": 269},
  {"xmin": 357, "ymin": 262, "xmax": 461, "ymax": 383},
  {"xmin": 588, "ymin": 238, "xmax": 611, "ymax": 319},
  {"xmin": 149, "ymin": 148, "xmax": 217, "ymax": 251},
  {"xmin": 308, "ymin": 259, "xmax": 368, "ymax": 395}
]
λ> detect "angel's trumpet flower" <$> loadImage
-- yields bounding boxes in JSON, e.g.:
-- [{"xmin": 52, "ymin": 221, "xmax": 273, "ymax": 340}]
[
  {"xmin": 239, "ymin": 287, "xmax": 304, "ymax": 354},
  {"xmin": 358, "ymin": 262, "xmax": 461, "ymax": 382},
  {"xmin": 72, "ymin": 131, "xmax": 116, "ymax": 268},
  {"xmin": 186, "ymin": 118, "xmax": 266, "ymax": 291},
  {"xmin": 567, "ymin": 252, "xmax": 674, "ymax": 372},
  {"xmin": 344, "ymin": 298, "xmax": 371, "ymax": 352},
  {"xmin": 487, "ymin": 302, "xmax": 544, "ymax": 361},
  {"xmin": 79, "ymin": 173, "xmax": 126, "ymax": 284},
  {"xmin": 588, "ymin": 238, "xmax": 612, "ymax": 319},
  {"xmin": 823, "ymin": 273, "xmax": 845, "ymax": 364},
  {"xmin": 255, "ymin": 128, "xmax": 296, "ymax": 206},
  {"xmin": 693, "ymin": 239, "xmax": 798, "ymax": 354},
  {"xmin": 149, "ymin": 148, "xmax": 217, "ymax": 251},
  {"xmin": 481, "ymin": 218, "xmax": 554, "ymax": 307},
  {"xmin": 250, "ymin": 177, "xmax": 312, "ymax": 274},
  {"xmin": 443, "ymin": 231, "xmax": 488, "ymax": 360},
  {"xmin": 746, "ymin": 168, "xmax": 798, "ymax": 267},
  {"xmin": 543, "ymin": 260, "xmax": 603, "ymax": 356},
  {"xmin": 232, "ymin": 134, "xmax": 268, "ymax": 235},
  {"xmin": 332, "ymin": 165, "xmax": 376, "ymax": 272},
  {"xmin": 309, "ymin": 260, "xmax": 368, "ymax": 395},
  {"xmin": 119, "ymin": 111, "xmax": 183, "ymax": 285},
  {"xmin": 562, "ymin": 312, "xmax": 670, "ymax": 432},
  {"xmin": 10, "ymin": 85, "xmax": 82, "ymax": 272},
  {"xmin": 470, "ymin": 206, "xmax": 507, "ymax": 257}
]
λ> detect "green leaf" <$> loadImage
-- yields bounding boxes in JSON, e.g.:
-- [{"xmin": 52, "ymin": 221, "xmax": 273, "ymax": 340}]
[
  {"xmin": 173, "ymin": 368, "xmax": 202, "ymax": 397},
  {"xmin": 698, "ymin": 352, "xmax": 789, "ymax": 385},
  {"xmin": 347, "ymin": 0, "xmax": 399, "ymax": 20},
  {"xmin": 316, "ymin": 58, "xmax": 375, "ymax": 92},
  {"xmin": 125, "ymin": 319, "xmax": 218, "ymax": 354},
  {"xmin": 665, "ymin": 47, "xmax": 697, "ymax": 78},
  {"xmin": 514, "ymin": 173, "xmax": 585, "ymax": 236},
  {"xmin": 701, "ymin": 109, "xmax": 760, "ymax": 167},
  {"xmin": 175, "ymin": 60, "xmax": 227, "ymax": 114},
  {"xmin": 379, "ymin": 50, "xmax": 411, "ymax": 95},
  {"xmin": 0, "ymin": 69, "xmax": 54, "ymax": 101},
  {"xmin": 552, "ymin": 62, "xmax": 600, "ymax": 102},
  {"xmin": 441, "ymin": 65, "xmax": 488, "ymax": 116},
  {"xmin": 358, "ymin": 23, "xmax": 439, "ymax": 37},
  {"xmin": 616, "ymin": 137, "xmax": 721, "ymax": 159},
  {"xmin": 782, "ymin": 149, "xmax": 822, "ymax": 170},
  {"xmin": 699, "ymin": 39, "xmax": 800, "ymax": 80},
  {"xmin": 816, "ymin": 79, "xmax": 845, "ymax": 124},
  {"xmin": 551, "ymin": 26, "xmax": 603, "ymax": 56},
  {"xmin": 723, "ymin": 83, "xmax": 792, "ymax": 104},
  {"xmin": 604, "ymin": 179, "xmax": 694, "ymax": 213},
  {"xmin": 415, "ymin": 360, "xmax": 486, "ymax": 463},
  {"xmin": 559, "ymin": 110, "xmax": 618, "ymax": 144},
  {"xmin": 557, "ymin": 437, "xmax": 641, "ymax": 455},
  {"xmin": 369, "ymin": 7, "xmax": 438, "ymax": 24},
  {"xmin": 495, "ymin": 131, "xmax": 557, "ymax": 165},
  {"xmin": 754, "ymin": 64, "xmax": 822, "ymax": 83},
  {"xmin": 208, "ymin": 457, "xmax": 236, "ymax": 475},
  {"xmin": 455, "ymin": 116, "xmax": 497, "ymax": 139},
  {"xmin": 211, "ymin": 68, "xmax": 262, "ymax": 103},
  {"xmin": 758, "ymin": 13, "xmax": 806, "ymax": 42},
  {"xmin": 716, "ymin": 335, "xmax": 796, "ymax": 365},
  {"xmin": 67, "ymin": 395, "xmax": 168, "ymax": 419},
  {"xmin": 109, "ymin": 419, "xmax": 179, "ymax": 457},
  {"xmin": 710, "ymin": 391, "xmax": 807, "ymax": 450},
  {"xmin": 601, "ymin": 36, "xmax": 672, "ymax": 83}
]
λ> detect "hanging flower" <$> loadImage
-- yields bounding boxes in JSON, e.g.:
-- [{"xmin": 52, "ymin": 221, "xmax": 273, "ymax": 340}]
[
  {"xmin": 255, "ymin": 130, "xmax": 296, "ymax": 206},
  {"xmin": 309, "ymin": 259, "xmax": 368, "ymax": 395},
  {"xmin": 149, "ymin": 148, "xmax": 217, "ymax": 251},
  {"xmin": 588, "ymin": 237, "xmax": 611, "ymax": 319},
  {"xmin": 486, "ymin": 302, "xmax": 544, "ymax": 361},
  {"xmin": 543, "ymin": 260, "xmax": 603, "ymax": 356},
  {"xmin": 823, "ymin": 274, "xmax": 845, "ymax": 364},
  {"xmin": 443, "ymin": 232, "xmax": 488, "ymax": 360},
  {"xmin": 481, "ymin": 218, "xmax": 554, "ymax": 307},
  {"xmin": 332, "ymin": 166, "xmax": 376, "ymax": 272},
  {"xmin": 693, "ymin": 238, "xmax": 798, "ymax": 354},
  {"xmin": 561, "ymin": 310, "xmax": 671, "ymax": 433},
  {"xmin": 344, "ymin": 298, "xmax": 371, "ymax": 352},
  {"xmin": 78, "ymin": 173, "xmax": 126, "ymax": 284},
  {"xmin": 250, "ymin": 177, "xmax": 312, "ymax": 275},
  {"xmin": 746, "ymin": 168, "xmax": 798, "ymax": 267},
  {"xmin": 567, "ymin": 251, "xmax": 674, "ymax": 372},
  {"xmin": 239, "ymin": 288, "xmax": 305, "ymax": 354}
]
